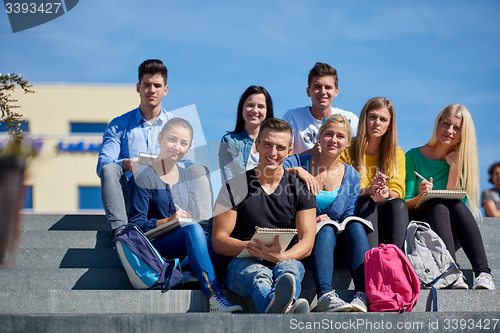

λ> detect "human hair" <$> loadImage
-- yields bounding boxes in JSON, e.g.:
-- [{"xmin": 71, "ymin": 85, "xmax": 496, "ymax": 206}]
[
  {"xmin": 488, "ymin": 162, "xmax": 500, "ymax": 184},
  {"xmin": 232, "ymin": 85, "xmax": 274, "ymax": 133},
  {"xmin": 256, "ymin": 118, "xmax": 293, "ymax": 148},
  {"xmin": 138, "ymin": 59, "xmax": 168, "ymax": 85},
  {"xmin": 318, "ymin": 114, "xmax": 352, "ymax": 142},
  {"xmin": 427, "ymin": 104, "xmax": 480, "ymax": 217},
  {"xmin": 348, "ymin": 97, "xmax": 398, "ymax": 178},
  {"xmin": 159, "ymin": 117, "xmax": 193, "ymax": 144},
  {"xmin": 308, "ymin": 62, "xmax": 338, "ymax": 89}
]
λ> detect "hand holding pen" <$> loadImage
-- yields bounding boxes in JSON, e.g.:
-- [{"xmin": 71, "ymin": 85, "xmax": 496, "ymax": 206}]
[
  {"xmin": 372, "ymin": 171, "xmax": 390, "ymax": 202},
  {"xmin": 414, "ymin": 171, "xmax": 433, "ymax": 196}
]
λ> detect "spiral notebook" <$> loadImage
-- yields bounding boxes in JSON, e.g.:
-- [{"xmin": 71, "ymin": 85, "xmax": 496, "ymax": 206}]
[
  {"xmin": 237, "ymin": 228, "xmax": 298, "ymax": 258},
  {"xmin": 415, "ymin": 190, "xmax": 467, "ymax": 209}
]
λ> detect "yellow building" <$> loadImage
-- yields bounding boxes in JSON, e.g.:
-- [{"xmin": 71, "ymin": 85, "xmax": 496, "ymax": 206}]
[{"xmin": 4, "ymin": 84, "xmax": 139, "ymax": 212}]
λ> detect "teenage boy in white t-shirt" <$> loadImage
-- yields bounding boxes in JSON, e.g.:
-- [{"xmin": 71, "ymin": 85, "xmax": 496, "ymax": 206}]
[{"xmin": 282, "ymin": 62, "xmax": 358, "ymax": 154}]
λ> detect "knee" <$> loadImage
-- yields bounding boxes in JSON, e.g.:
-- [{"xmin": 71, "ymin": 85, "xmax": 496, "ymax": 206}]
[
  {"xmin": 274, "ymin": 260, "xmax": 304, "ymax": 278},
  {"xmin": 315, "ymin": 225, "xmax": 337, "ymax": 244},
  {"xmin": 388, "ymin": 198, "xmax": 407, "ymax": 211},
  {"xmin": 345, "ymin": 221, "xmax": 366, "ymax": 235},
  {"xmin": 100, "ymin": 163, "xmax": 123, "ymax": 180},
  {"xmin": 183, "ymin": 222, "xmax": 205, "ymax": 240}
]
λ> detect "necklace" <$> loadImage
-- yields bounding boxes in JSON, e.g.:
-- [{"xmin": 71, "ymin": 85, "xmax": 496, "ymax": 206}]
[{"xmin": 315, "ymin": 154, "xmax": 329, "ymax": 191}]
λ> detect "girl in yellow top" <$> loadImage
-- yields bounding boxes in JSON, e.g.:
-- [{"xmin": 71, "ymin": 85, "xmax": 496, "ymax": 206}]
[{"xmin": 341, "ymin": 97, "xmax": 408, "ymax": 249}]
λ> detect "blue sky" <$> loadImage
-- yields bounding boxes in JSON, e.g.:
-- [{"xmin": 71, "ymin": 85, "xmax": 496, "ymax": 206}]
[{"xmin": 2, "ymin": 1, "xmax": 499, "ymax": 209}]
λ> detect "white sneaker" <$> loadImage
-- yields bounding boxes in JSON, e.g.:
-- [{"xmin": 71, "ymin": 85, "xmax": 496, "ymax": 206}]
[
  {"xmin": 316, "ymin": 291, "xmax": 351, "ymax": 312},
  {"xmin": 451, "ymin": 274, "xmax": 469, "ymax": 290},
  {"xmin": 209, "ymin": 293, "xmax": 243, "ymax": 313},
  {"xmin": 473, "ymin": 273, "xmax": 496, "ymax": 290},
  {"xmin": 350, "ymin": 291, "xmax": 368, "ymax": 312}
]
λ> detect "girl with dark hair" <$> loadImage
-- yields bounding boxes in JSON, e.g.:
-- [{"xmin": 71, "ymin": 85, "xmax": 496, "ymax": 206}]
[
  {"xmin": 482, "ymin": 162, "xmax": 500, "ymax": 217},
  {"xmin": 219, "ymin": 85, "xmax": 274, "ymax": 182},
  {"xmin": 128, "ymin": 118, "xmax": 242, "ymax": 312}
]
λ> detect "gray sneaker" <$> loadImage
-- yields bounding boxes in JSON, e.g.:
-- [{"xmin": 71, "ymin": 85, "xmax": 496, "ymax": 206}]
[
  {"xmin": 473, "ymin": 273, "xmax": 495, "ymax": 290},
  {"xmin": 350, "ymin": 291, "xmax": 368, "ymax": 312},
  {"xmin": 265, "ymin": 273, "xmax": 296, "ymax": 314},
  {"xmin": 286, "ymin": 298, "xmax": 310, "ymax": 314},
  {"xmin": 316, "ymin": 291, "xmax": 352, "ymax": 312}
]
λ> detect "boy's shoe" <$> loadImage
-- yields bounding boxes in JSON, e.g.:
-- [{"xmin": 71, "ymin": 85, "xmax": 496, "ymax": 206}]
[
  {"xmin": 473, "ymin": 273, "xmax": 496, "ymax": 290},
  {"xmin": 316, "ymin": 291, "xmax": 352, "ymax": 312},
  {"xmin": 209, "ymin": 293, "xmax": 243, "ymax": 313},
  {"xmin": 286, "ymin": 298, "xmax": 310, "ymax": 314},
  {"xmin": 265, "ymin": 273, "xmax": 296, "ymax": 314},
  {"xmin": 451, "ymin": 275, "xmax": 469, "ymax": 290},
  {"xmin": 350, "ymin": 291, "xmax": 368, "ymax": 312}
]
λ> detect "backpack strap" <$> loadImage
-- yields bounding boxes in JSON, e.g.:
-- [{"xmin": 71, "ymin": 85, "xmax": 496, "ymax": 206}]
[
  {"xmin": 425, "ymin": 263, "xmax": 458, "ymax": 312},
  {"xmin": 225, "ymin": 182, "xmax": 236, "ymax": 208}
]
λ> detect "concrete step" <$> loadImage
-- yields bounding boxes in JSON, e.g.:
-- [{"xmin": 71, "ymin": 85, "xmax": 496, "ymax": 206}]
[
  {"xmin": 6, "ymin": 248, "xmax": 122, "ymax": 269},
  {"xmin": 17, "ymin": 230, "xmax": 112, "ymax": 249},
  {"xmin": 0, "ymin": 289, "xmax": 498, "ymax": 314},
  {"xmin": 19, "ymin": 214, "xmax": 108, "ymax": 231},
  {"xmin": 0, "ymin": 268, "xmax": 132, "ymax": 291},
  {"xmin": 1, "ymin": 214, "xmax": 498, "ymax": 318},
  {"xmin": 2, "ymin": 312, "xmax": 500, "ymax": 333}
]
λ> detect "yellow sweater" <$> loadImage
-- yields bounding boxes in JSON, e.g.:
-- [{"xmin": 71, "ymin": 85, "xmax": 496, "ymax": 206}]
[{"xmin": 340, "ymin": 146, "xmax": 406, "ymax": 198}]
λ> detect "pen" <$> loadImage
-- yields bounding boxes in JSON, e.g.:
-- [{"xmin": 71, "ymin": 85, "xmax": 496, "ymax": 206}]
[
  {"xmin": 377, "ymin": 171, "xmax": 386, "ymax": 183},
  {"xmin": 174, "ymin": 203, "xmax": 182, "ymax": 211},
  {"xmin": 414, "ymin": 171, "xmax": 428, "ymax": 182}
]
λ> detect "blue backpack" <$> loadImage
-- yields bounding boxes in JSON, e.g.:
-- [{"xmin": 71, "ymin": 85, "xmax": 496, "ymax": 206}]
[{"xmin": 115, "ymin": 223, "xmax": 182, "ymax": 290}]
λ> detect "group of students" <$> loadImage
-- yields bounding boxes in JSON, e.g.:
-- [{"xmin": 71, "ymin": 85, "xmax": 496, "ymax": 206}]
[{"xmin": 97, "ymin": 59, "xmax": 495, "ymax": 315}]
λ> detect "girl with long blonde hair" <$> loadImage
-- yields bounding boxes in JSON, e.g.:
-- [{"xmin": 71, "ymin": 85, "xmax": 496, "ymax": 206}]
[
  {"xmin": 405, "ymin": 104, "xmax": 494, "ymax": 290},
  {"xmin": 341, "ymin": 97, "xmax": 408, "ymax": 249}
]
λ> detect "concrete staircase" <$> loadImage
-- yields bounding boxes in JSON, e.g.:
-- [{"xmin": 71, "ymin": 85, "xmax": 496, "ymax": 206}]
[{"xmin": 0, "ymin": 214, "xmax": 499, "ymax": 332}]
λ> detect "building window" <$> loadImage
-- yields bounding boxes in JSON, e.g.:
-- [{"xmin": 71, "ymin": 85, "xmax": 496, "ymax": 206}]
[
  {"xmin": 22, "ymin": 185, "xmax": 33, "ymax": 209},
  {"xmin": 70, "ymin": 122, "xmax": 108, "ymax": 133},
  {"xmin": 78, "ymin": 186, "xmax": 103, "ymax": 210},
  {"xmin": 0, "ymin": 121, "xmax": 29, "ymax": 133}
]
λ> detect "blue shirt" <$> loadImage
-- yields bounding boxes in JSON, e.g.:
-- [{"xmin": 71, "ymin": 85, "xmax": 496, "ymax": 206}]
[
  {"xmin": 316, "ymin": 188, "xmax": 341, "ymax": 210},
  {"xmin": 127, "ymin": 163, "xmax": 198, "ymax": 232},
  {"xmin": 283, "ymin": 153, "xmax": 360, "ymax": 223},
  {"xmin": 219, "ymin": 129, "xmax": 255, "ymax": 183},
  {"xmin": 96, "ymin": 107, "xmax": 193, "ymax": 178}
]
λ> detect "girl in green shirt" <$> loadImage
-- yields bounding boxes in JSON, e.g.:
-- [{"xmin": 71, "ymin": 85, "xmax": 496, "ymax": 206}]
[{"xmin": 405, "ymin": 104, "xmax": 494, "ymax": 290}]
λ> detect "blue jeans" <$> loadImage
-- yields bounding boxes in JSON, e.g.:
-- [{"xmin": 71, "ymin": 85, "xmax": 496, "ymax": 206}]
[
  {"xmin": 225, "ymin": 258, "xmax": 305, "ymax": 313},
  {"xmin": 151, "ymin": 222, "xmax": 223, "ymax": 299},
  {"xmin": 310, "ymin": 223, "xmax": 370, "ymax": 297}
]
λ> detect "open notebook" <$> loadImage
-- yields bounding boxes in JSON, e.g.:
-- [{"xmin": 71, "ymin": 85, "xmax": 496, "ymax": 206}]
[{"xmin": 316, "ymin": 216, "xmax": 373, "ymax": 235}]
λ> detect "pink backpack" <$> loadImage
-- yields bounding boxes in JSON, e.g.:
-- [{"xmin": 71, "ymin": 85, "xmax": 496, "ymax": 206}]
[{"xmin": 365, "ymin": 243, "xmax": 420, "ymax": 312}]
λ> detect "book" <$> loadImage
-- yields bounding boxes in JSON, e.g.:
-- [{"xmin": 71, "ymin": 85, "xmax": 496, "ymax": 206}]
[
  {"xmin": 143, "ymin": 217, "xmax": 209, "ymax": 240},
  {"xmin": 139, "ymin": 152, "xmax": 158, "ymax": 165},
  {"xmin": 237, "ymin": 228, "xmax": 298, "ymax": 258},
  {"xmin": 415, "ymin": 190, "xmax": 466, "ymax": 209},
  {"xmin": 316, "ymin": 216, "xmax": 374, "ymax": 235}
]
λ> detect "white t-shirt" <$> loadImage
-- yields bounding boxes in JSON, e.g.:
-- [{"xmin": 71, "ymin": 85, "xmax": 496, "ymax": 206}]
[
  {"xmin": 282, "ymin": 106, "xmax": 359, "ymax": 154},
  {"xmin": 246, "ymin": 152, "xmax": 259, "ymax": 170}
]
